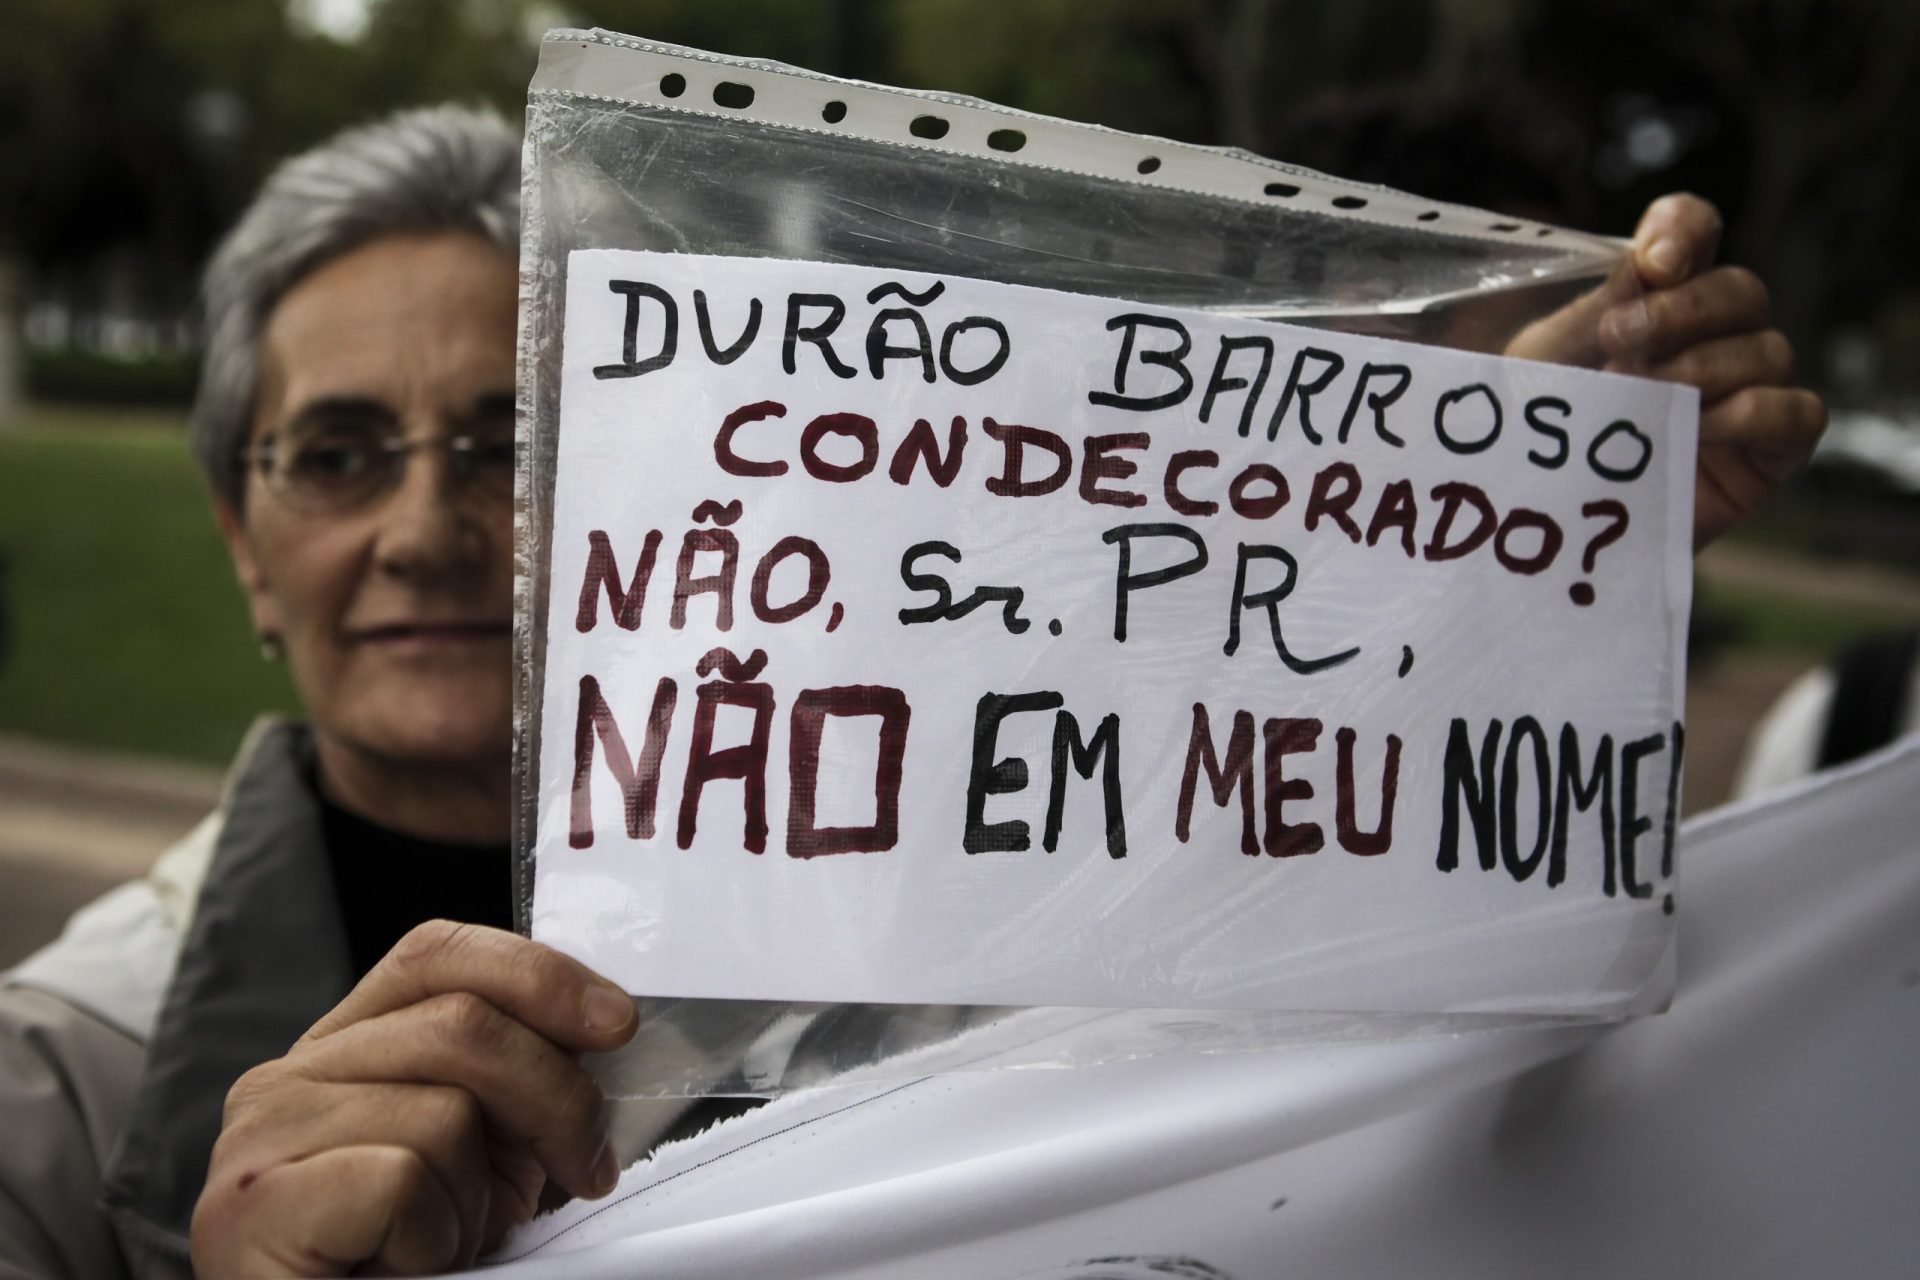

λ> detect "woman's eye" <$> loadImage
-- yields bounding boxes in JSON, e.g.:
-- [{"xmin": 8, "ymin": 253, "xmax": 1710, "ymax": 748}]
[{"xmin": 287, "ymin": 438, "xmax": 375, "ymax": 481}]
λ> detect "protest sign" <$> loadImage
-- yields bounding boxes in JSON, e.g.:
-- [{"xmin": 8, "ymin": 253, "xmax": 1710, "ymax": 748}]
[{"xmin": 529, "ymin": 248, "xmax": 1696, "ymax": 1012}]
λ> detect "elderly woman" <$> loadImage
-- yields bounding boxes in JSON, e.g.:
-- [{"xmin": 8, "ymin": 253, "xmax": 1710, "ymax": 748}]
[
  {"xmin": 0, "ymin": 107, "xmax": 645, "ymax": 1280},
  {"xmin": 0, "ymin": 103, "xmax": 1820, "ymax": 1279}
]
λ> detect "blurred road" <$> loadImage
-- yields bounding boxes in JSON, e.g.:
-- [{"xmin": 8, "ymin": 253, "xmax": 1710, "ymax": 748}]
[
  {"xmin": 0, "ymin": 735, "xmax": 218, "ymax": 968},
  {"xmin": 1696, "ymin": 541, "xmax": 1920, "ymax": 618}
]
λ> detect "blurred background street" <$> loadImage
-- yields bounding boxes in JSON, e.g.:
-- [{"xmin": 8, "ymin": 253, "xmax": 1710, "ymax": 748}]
[
  {"xmin": 4, "ymin": 0, "xmax": 1918, "ymax": 967},
  {"xmin": 0, "ymin": 734, "xmax": 216, "ymax": 962}
]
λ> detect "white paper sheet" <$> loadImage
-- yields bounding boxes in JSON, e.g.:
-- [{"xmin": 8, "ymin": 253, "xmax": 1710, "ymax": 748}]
[{"xmin": 534, "ymin": 251, "xmax": 1696, "ymax": 1012}]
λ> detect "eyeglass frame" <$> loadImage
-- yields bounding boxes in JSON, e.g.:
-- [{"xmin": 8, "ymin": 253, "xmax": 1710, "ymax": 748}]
[{"xmin": 237, "ymin": 426, "xmax": 519, "ymax": 515}]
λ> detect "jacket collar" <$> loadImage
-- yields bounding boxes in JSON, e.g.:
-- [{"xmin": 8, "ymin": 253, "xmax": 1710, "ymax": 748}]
[{"xmin": 101, "ymin": 720, "xmax": 355, "ymax": 1253}]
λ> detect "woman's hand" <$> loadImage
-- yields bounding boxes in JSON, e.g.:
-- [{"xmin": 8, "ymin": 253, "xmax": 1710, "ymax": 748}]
[
  {"xmin": 1507, "ymin": 193, "xmax": 1827, "ymax": 548},
  {"xmin": 190, "ymin": 922, "xmax": 639, "ymax": 1277}
]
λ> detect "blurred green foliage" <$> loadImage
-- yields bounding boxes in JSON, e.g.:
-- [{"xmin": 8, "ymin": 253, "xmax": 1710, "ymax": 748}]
[
  {"xmin": 0, "ymin": 411, "xmax": 299, "ymax": 763},
  {"xmin": 1693, "ymin": 580, "xmax": 1919, "ymax": 664},
  {"xmin": 1724, "ymin": 476, "xmax": 1920, "ymax": 575},
  {"xmin": 25, "ymin": 349, "xmax": 200, "ymax": 407}
]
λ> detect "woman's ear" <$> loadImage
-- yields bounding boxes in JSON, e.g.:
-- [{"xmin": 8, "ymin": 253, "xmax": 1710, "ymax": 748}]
[{"xmin": 215, "ymin": 500, "xmax": 282, "ymax": 643}]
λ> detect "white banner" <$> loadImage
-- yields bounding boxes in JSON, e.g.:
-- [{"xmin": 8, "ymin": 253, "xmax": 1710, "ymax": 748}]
[
  {"xmin": 494, "ymin": 736, "xmax": 1920, "ymax": 1278},
  {"xmin": 533, "ymin": 251, "xmax": 1696, "ymax": 1011}
]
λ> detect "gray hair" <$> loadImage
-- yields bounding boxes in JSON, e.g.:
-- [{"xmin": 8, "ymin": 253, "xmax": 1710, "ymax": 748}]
[{"xmin": 191, "ymin": 104, "xmax": 521, "ymax": 507}]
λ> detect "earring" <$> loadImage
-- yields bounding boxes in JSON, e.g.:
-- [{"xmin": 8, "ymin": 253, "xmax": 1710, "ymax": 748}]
[{"xmin": 259, "ymin": 633, "xmax": 284, "ymax": 662}]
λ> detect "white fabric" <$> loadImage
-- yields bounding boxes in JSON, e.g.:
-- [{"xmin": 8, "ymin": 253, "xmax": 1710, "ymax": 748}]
[
  {"xmin": 1735, "ymin": 660, "xmax": 1920, "ymax": 800},
  {"xmin": 1732, "ymin": 665, "xmax": 1833, "ymax": 798},
  {"xmin": 480, "ymin": 734, "xmax": 1920, "ymax": 1279}
]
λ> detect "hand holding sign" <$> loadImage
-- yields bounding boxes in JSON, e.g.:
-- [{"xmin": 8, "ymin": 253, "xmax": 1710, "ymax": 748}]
[
  {"xmin": 1507, "ymin": 193, "xmax": 1826, "ymax": 548},
  {"xmin": 191, "ymin": 923, "xmax": 636, "ymax": 1278}
]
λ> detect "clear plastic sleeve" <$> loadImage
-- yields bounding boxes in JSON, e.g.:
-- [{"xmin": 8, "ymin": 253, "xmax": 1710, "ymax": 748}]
[{"xmin": 513, "ymin": 30, "xmax": 1678, "ymax": 1099}]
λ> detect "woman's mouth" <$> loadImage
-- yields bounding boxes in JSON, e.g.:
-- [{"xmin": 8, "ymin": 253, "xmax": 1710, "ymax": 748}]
[{"xmin": 350, "ymin": 620, "xmax": 512, "ymax": 651}]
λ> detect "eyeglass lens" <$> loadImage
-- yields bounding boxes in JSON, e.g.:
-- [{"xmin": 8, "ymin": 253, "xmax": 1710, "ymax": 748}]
[{"xmin": 256, "ymin": 397, "xmax": 516, "ymax": 511}]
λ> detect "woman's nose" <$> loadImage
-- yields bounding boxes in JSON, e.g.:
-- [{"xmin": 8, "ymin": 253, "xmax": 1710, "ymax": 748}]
[{"xmin": 370, "ymin": 444, "xmax": 489, "ymax": 582}]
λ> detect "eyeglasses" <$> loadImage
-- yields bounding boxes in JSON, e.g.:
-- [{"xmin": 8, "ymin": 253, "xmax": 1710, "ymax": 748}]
[{"xmin": 241, "ymin": 425, "xmax": 517, "ymax": 514}]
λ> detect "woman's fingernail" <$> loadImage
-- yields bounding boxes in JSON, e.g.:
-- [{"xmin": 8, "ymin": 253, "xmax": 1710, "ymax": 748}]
[
  {"xmin": 1605, "ymin": 299, "xmax": 1651, "ymax": 349},
  {"xmin": 1647, "ymin": 236, "xmax": 1688, "ymax": 278},
  {"xmin": 583, "ymin": 984, "xmax": 634, "ymax": 1033},
  {"xmin": 592, "ymin": 1141, "xmax": 621, "ymax": 1196}
]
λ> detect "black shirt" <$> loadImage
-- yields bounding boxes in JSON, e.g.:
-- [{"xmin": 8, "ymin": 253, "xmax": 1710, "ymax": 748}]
[{"xmin": 317, "ymin": 789, "xmax": 514, "ymax": 980}]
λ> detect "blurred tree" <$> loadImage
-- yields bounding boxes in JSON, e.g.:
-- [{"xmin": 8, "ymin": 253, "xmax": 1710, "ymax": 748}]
[
  {"xmin": 886, "ymin": 0, "xmax": 1441, "ymax": 147},
  {"xmin": 1519, "ymin": 0, "xmax": 1920, "ymax": 389},
  {"xmin": 0, "ymin": 2, "xmax": 309, "ymax": 410},
  {"xmin": 888, "ymin": 0, "xmax": 1207, "ymax": 142},
  {"xmin": 1, "ymin": 0, "xmax": 1915, "ymax": 408},
  {"xmin": 0, "ymin": 0, "xmax": 538, "ymax": 413},
  {"xmin": 561, "ymin": 0, "xmax": 841, "ymax": 71},
  {"xmin": 0, "ymin": 0, "xmax": 244, "ymax": 414}
]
